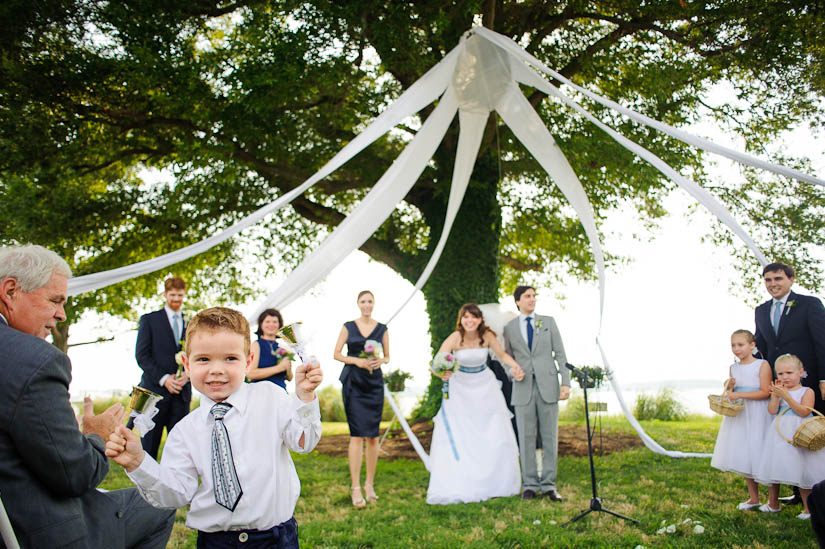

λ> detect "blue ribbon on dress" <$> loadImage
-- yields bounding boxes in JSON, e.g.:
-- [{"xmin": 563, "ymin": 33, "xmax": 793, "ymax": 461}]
[
  {"xmin": 440, "ymin": 407, "xmax": 460, "ymax": 461},
  {"xmin": 734, "ymin": 386, "xmax": 760, "ymax": 392},
  {"xmin": 778, "ymin": 404, "xmax": 812, "ymax": 418},
  {"xmin": 458, "ymin": 364, "xmax": 486, "ymax": 374}
]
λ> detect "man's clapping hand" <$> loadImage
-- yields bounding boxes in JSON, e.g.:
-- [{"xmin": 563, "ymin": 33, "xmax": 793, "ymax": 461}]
[{"xmin": 82, "ymin": 396, "xmax": 125, "ymax": 442}]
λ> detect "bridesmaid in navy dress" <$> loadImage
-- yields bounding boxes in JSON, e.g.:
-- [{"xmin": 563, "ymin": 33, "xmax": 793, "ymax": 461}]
[
  {"xmin": 247, "ymin": 308, "xmax": 292, "ymax": 390},
  {"xmin": 333, "ymin": 290, "xmax": 390, "ymax": 508}
]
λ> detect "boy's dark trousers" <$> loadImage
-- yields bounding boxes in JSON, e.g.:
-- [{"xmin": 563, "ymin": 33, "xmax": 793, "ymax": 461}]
[{"xmin": 197, "ymin": 517, "xmax": 299, "ymax": 548}]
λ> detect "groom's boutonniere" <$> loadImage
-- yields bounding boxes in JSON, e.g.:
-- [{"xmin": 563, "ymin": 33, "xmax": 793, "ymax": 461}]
[
  {"xmin": 784, "ymin": 300, "xmax": 797, "ymax": 316},
  {"xmin": 535, "ymin": 318, "xmax": 544, "ymax": 329}
]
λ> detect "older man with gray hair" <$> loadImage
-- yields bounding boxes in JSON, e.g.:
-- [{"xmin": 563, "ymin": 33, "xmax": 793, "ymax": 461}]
[{"xmin": 0, "ymin": 244, "xmax": 173, "ymax": 548}]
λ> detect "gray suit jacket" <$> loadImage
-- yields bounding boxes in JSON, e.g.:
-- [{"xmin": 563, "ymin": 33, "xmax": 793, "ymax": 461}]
[
  {"xmin": 0, "ymin": 320, "xmax": 119, "ymax": 547},
  {"xmin": 503, "ymin": 315, "xmax": 570, "ymax": 406}
]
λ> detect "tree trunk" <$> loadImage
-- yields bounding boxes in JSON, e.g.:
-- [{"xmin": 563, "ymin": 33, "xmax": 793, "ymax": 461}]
[
  {"xmin": 414, "ymin": 147, "xmax": 501, "ymax": 418},
  {"xmin": 51, "ymin": 323, "xmax": 70, "ymax": 354}
]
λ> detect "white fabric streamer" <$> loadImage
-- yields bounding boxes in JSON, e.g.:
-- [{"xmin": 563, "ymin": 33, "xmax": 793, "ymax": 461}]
[
  {"xmin": 384, "ymin": 384, "xmax": 430, "ymax": 470},
  {"xmin": 473, "ymin": 26, "xmax": 825, "ymax": 188},
  {"xmin": 597, "ymin": 337, "xmax": 712, "ymax": 458},
  {"xmin": 495, "ymin": 82, "xmax": 607, "ymax": 320},
  {"xmin": 66, "ymin": 48, "xmax": 460, "ymax": 297},
  {"xmin": 250, "ymin": 87, "xmax": 459, "ymax": 319},
  {"xmin": 510, "ymin": 61, "xmax": 768, "ymax": 267},
  {"xmin": 64, "ymin": 27, "xmax": 798, "ymax": 461}
]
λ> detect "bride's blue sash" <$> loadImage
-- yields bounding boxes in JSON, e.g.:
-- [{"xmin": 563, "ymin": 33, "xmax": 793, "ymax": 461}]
[{"xmin": 440, "ymin": 364, "xmax": 488, "ymax": 461}]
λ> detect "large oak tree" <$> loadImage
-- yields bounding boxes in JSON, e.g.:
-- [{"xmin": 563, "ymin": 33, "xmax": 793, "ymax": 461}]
[{"xmin": 2, "ymin": 1, "xmax": 823, "ymax": 412}]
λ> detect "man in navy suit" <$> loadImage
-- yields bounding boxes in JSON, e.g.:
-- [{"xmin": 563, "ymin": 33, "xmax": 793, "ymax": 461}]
[
  {"xmin": 0, "ymin": 244, "xmax": 173, "ymax": 547},
  {"xmin": 755, "ymin": 262, "xmax": 825, "ymax": 506},
  {"xmin": 134, "ymin": 276, "xmax": 191, "ymax": 459}
]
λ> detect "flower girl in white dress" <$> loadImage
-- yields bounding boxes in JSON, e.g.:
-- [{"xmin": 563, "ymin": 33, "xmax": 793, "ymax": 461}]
[
  {"xmin": 755, "ymin": 354, "xmax": 825, "ymax": 519},
  {"xmin": 711, "ymin": 330, "xmax": 772, "ymax": 510},
  {"xmin": 426, "ymin": 303, "xmax": 525, "ymax": 505}
]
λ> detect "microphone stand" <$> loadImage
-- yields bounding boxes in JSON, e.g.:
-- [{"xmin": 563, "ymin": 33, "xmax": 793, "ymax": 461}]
[{"xmin": 563, "ymin": 363, "xmax": 638, "ymax": 526}]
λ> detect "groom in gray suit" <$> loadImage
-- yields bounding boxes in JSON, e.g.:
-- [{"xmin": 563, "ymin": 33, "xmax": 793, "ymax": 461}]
[{"xmin": 503, "ymin": 286, "xmax": 570, "ymax": 501}]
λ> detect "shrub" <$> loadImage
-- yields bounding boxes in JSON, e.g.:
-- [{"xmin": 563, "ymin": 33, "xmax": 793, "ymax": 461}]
[
  {"xmin": 90, "ymin": 394, "xmax": 131, "ymax": 415},
  {"xmin": 317, "ymin": 386, "xmax": 347, "ymax": 422},
  {"xmin": 559, "ymin": 395, "xmax": 587, "ymax": 422},
  {"xmin": 634, "ymin": 388, "xmax": 687, "ymax": 421},
  {"xmin": 381, "ymin": 396, "xmax": 394, "ymax": 421}
]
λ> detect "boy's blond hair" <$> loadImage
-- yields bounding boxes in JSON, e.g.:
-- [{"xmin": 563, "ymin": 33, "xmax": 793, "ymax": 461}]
[
  {"xmin": 775, "ymin": 353, "xmax": 804, "ymax": 372},
  {"xmin": 185, "ymin": 307, "xmax": 250, "ymax": 355}
]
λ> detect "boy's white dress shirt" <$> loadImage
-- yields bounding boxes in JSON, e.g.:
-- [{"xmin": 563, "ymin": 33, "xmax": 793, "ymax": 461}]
[{"xmin": 127, "ymin": 382, "xmax": 321, "ymax": 532}]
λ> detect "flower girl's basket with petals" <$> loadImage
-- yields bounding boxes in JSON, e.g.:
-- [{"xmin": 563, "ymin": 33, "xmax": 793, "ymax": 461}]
[
  {"xmin": 776, "ymin": 405, "xmax": 825, "ymax": 451},
  {"xmin": 708, "ymin": 389, "xmax": 744, "ymax": 417}
]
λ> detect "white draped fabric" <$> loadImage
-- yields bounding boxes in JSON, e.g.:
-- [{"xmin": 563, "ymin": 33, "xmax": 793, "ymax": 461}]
[{"xmin": 64, "ymin": 27, "xmax": 822, "ymax": 461}]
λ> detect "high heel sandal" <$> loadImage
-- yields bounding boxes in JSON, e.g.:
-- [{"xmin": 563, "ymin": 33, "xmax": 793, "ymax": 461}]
[
  {"xmin": 364, "ymin": 483, "xmax": 378, "ymax": 503},
  {"xmin": 351, "ymin": 486, "xmax": 366, "ymax": 508}
]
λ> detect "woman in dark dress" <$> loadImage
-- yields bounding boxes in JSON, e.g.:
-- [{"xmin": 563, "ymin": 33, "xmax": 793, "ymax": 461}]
[
  {"xmin": 247, "ymin": 308, "xmax": 292, "ymax": 390},
  {"xmin": 333, "ymin": 290, "xmax": 390, "ymax": 508}
]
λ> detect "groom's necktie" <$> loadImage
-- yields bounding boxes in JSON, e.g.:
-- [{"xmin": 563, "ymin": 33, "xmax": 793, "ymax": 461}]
[
  {"xmin": 211, "ymin": 403, "xmax": 243, "ymax": 511},
  {"xmin": 526, "ymin": 317, "xmax": 534, "ymax": 351},
  {"xmin": 772, "ymin": 301, "xmax": 783, "ymax": 335}
]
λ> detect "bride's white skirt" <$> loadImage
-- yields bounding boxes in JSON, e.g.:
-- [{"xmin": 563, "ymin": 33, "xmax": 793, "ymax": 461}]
[{"xmin": 426, "ymin": 368, "xmax": 522, "ymax": 504}]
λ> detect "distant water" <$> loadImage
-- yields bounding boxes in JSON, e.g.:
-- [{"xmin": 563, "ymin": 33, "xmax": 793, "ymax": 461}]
[
  {"xmin": 376, "ymin": 379, "xmax": 723, "ymax": 417},
  {"xmin": 71, "ymin": 377, "xmax": 723, "ymax": 418}
]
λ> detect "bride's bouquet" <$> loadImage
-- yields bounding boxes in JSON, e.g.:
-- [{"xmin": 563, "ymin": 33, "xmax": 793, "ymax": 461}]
[
  {"xmin": 431, "ymin": 351, "xmax": 458, "ymax": 399},
  {"xmin": 360, "ymin": 339, "xmax": 384, "ymax": 375}
]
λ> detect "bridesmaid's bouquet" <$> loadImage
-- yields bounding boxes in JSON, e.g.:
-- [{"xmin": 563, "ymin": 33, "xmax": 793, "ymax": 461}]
[
  {"xmin": 274, "ymin": 347, "xmax": 294, "ymax": 364},
  {"xmin": 431, "ymin": 351, "xmax": 458, "ymax": 399},
  {"xmin": 360, "ymin": 339, "xmax": 384, "ymax": 375}
]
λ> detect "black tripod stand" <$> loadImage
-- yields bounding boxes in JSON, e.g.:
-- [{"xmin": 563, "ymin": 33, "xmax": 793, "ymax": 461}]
[{"xmin": 564, "ymin": 363, "xmax": 638, "ymax": 526}]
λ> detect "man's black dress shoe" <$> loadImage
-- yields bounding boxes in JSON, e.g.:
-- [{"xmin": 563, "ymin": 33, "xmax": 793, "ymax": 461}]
[
  {"xmin": 543, "ymin": 490, "xmax": 563, "ymax": 502},
  {"xmin": 521, "ymin": 489, "xmax": 536, "ymax": 500},
  {"xmin": 779, "ymin": 494, "xmax": 803, "ymax": 505}
]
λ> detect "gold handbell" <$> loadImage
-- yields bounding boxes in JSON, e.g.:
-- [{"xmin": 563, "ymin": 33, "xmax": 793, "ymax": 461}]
[
  {"xmin": 127, "ymin": 386, "xmax": 163, "ymax": 422},
  {"xmin": 275, "ymin": 322, "xmax": 303, "ymax": 345}
]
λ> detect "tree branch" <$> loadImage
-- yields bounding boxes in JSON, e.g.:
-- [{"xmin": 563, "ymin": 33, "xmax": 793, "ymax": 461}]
[{"xmin": 500, "ymin": 254, "xmax": 543, "ymax": 271}]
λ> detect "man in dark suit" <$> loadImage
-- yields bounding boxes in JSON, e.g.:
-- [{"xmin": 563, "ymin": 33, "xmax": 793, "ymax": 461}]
[
  {"xmin": 0, "ymin": 244, "xmax": 173, "ymax": 548},
  {"xmin": 134, "ymin": 276, "xmax": 191, "ymax": 459},
  {"xmin": 755, "ymin": 261, "xmax": 825, "ymax": 506}
]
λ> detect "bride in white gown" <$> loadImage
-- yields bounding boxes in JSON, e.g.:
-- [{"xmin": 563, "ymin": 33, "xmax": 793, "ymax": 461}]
[{"xmin": 427, "ymin": 303, "xmax": 526, "ymax": 505}]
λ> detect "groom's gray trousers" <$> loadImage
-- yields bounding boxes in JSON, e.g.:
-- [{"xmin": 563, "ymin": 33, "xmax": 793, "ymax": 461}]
[{"xmin": 515, "ymin": 380, "xmax": 559, "ymax": 491}]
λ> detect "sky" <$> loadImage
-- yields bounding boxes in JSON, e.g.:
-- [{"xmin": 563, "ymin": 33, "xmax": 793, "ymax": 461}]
[{"xmin": 63, "ymin": 92, "xmax": 825, "ymax": 417}]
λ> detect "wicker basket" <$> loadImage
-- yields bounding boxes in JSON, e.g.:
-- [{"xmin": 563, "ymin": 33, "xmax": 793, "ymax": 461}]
[
  {"xmin": 708, "ymin": 390, "xmax": 744, "ymax": 417},
  {"xmin": 776, "ymin": 405, "xmax": 825, "ymax": 451}
]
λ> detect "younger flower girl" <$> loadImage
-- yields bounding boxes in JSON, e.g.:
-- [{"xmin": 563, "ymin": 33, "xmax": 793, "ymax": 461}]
[
  {"xmin": 755, "ymin": 354, "xmax": 825, "ymax": 519},
  {"xmin": 711, "ymin": 330, "xmax": 772, "ymax": 510}
]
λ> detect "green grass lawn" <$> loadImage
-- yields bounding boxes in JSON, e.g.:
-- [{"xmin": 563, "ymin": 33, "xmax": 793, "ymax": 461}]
[{"xmin": 99, "ymin": 415, "xmax": 818, "ymax": 547}]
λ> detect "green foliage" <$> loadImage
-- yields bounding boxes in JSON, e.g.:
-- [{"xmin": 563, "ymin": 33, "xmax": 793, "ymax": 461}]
[
  {"xmin": 634, "ymin": 388, "xmax": 688, "ymax": 422},
  {"xmin": 3, "ymin": 0, "xmax": 825, "ymax": 355},
  {"xmin": 573, "ymin": 365, "xmax": 606, "ymax": 390},
  {"xmin": 384, "ymin": 369, "xmax": 412, "ymax": 392},
  {"xmin": 89, "ymin": 394, "xmax": 131, "ymax": 415},
  {"xmin": 559, "ymin": 394, "xmax": 587, "ymax": 423},
  {"xmin": 317, "ymin": 386, "xmax": 347, "ymax": 423}
]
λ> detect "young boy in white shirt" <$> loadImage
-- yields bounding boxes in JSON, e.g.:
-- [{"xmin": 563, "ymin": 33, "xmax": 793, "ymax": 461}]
[{"xmin": 107, "ymin": 307, "xmax": 323, "ymax": 548}]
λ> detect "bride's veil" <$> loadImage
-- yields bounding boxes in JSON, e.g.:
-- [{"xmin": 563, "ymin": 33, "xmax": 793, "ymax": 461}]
[{"xmin": 477, "ymin": 303, "xmax": 518, "ymax": 353}]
